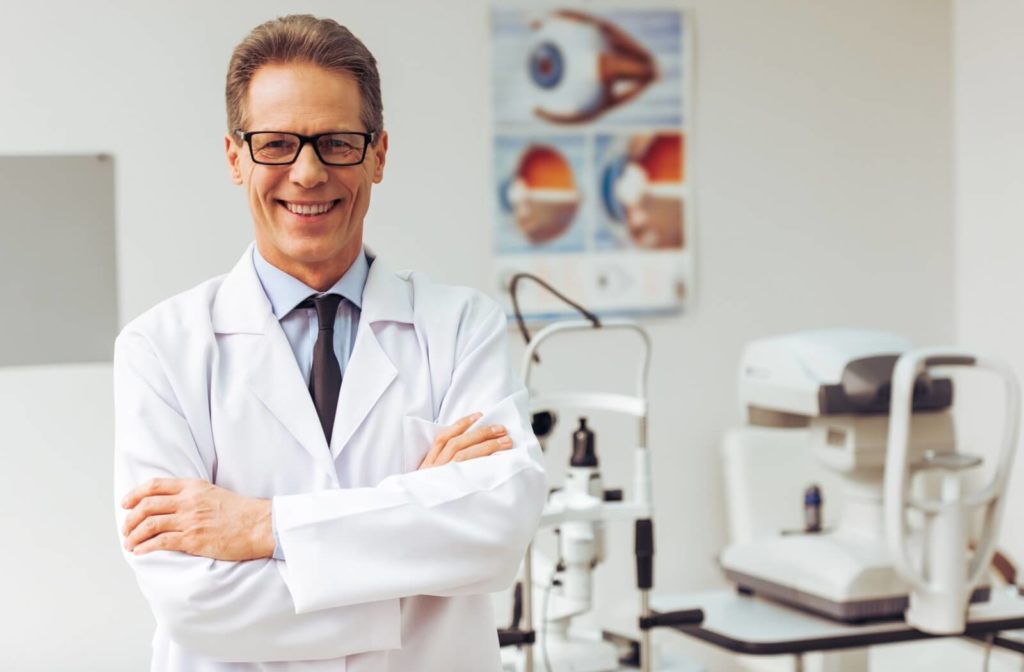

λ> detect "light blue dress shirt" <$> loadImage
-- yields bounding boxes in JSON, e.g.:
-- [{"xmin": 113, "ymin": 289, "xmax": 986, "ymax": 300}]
[{"xmin": 251, "ymin": 245, "xmax": 370, "ymax": 560}]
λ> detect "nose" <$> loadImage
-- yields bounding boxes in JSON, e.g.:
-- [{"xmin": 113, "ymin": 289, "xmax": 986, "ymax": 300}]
[{"xmin": 289, "ymin": 143, "xmax": 328, "ymax": 188}]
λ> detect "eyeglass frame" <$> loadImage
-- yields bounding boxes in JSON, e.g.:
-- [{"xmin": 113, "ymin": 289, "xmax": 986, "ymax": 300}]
[{"xmin": 234, "ymin": 129, "xmax": 377, "ymax": 167}]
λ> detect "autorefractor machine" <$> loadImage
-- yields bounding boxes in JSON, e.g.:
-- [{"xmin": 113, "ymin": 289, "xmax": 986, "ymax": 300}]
[{"xmin": 719, "ymin": 329, "xmax": 1020, "ymax": 634}]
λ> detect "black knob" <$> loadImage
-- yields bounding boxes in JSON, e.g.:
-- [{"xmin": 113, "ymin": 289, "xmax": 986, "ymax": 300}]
[{"xmin": 571, "ymin": 417, "xmax": 597, "ymax": 467}]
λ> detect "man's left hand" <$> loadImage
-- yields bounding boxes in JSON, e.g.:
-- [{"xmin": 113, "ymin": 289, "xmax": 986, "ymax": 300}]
[{"xmin": 121, "ymin": 478, "xmax": 274, "ymax": 560}]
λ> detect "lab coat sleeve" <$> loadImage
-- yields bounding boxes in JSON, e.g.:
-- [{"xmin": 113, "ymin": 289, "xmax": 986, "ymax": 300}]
[
  {"xmin": 274, "ymin": 298, "xmax": 547, "ymax": 613},
  {"xmin": 113, "ymin": 329, "xmax": 400, "ymax": 662}
]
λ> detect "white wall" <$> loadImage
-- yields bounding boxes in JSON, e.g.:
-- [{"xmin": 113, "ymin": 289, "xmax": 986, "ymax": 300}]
[
  {"xmin": 954, "ymin": 0, "xmax": 1024, "ymax": 564},
  {"xmin": 0, "ymin": 365, "xmax": 148, "ymax": 670},
  {"xmin": 0, "ymin": 1, "xmax": 953, "ymax": 669}
]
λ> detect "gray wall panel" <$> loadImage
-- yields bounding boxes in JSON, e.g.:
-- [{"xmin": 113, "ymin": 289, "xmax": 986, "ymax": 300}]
[{"xmin": 0, "ymin": 155, "xmax": 117, "ymax": 366}]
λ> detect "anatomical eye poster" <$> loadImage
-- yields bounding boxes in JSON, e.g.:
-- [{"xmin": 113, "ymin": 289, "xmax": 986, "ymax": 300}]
[{"xmin": 491, "ymin": 6, "xmax": 693, "ymax": 320}]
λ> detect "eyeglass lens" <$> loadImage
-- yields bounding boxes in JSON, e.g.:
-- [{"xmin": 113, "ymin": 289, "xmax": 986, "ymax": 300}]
[{"xmin": 249, "ymin": 132, "xmax": 367, "ymax": 165}]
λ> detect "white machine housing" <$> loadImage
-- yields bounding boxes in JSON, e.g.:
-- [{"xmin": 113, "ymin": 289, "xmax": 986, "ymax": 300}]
[{"xmin": 739, "ymin": 330, "xmax": 913, "ymax": 420}]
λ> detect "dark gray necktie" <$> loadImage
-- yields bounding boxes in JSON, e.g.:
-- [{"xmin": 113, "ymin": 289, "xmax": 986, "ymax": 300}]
[{"xmin": 298, "ymin": 293, "xmax": 343, "ymax": 444}]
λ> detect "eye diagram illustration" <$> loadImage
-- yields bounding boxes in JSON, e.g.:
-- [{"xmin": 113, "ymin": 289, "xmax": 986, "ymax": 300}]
[
  {"xmin": 490, "ymin": 7, "xmax": 691, "ymax": 318},
  {"xmin": 500, "ymin": 144, "xmax": 581, "ymax": 245},
  {"xmin": 527, "ymin": 10, "xmax": 657, "ymax": 124},
  {"xmin": 601, "ymin": 132, "xmax": 684, "ymax": 249}
]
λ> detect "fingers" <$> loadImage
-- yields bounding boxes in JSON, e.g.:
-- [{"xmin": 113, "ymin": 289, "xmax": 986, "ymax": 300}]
[
  {"xmin": 131, "ymin": 531, "xmax": 186, "ymax": 556},
  {"xmin": 122, "ymin": 495, "xmax": 177, "ymax": 537},
  {"xmin": 432, "ymin": 412, "xmax": 483, "ymax": 449},
  {"xmin": 121, "ymin": 477, "xmax": 189, "ymax": 509},
  {"xmin": 451, "ymin": 436, "xmax": 514, "ymax": 463},
  {"xmin": 419, "ymin": 412, "xmax": 482, "ymax": 469},
  {"xmin": 123, "ymin": 514, "xmax": 178, "ymax": 552},
  {"xmin": 436, "ymin": 424, "xmax": 508, "ymax": 466}
]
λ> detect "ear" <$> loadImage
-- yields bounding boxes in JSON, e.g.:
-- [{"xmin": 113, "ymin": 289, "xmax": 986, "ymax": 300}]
[
  {"xmin": 224, "ymin": 133, "xmax": 244, "ymax": 185},
  {"xmin": 371, "ymin": 131, "xmax": 388, "ymax": 184}
]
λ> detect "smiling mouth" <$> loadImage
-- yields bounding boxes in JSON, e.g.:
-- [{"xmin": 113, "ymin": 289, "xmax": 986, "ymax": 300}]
[{"xmin": 278, "ymin": 199, "xmax": 341, "ymax": 216}]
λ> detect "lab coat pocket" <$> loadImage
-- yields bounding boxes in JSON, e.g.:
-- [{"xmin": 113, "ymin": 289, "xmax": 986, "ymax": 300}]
[{"xmin": 402, "ymin": 415, "xmax": 445, "ymax": 472}]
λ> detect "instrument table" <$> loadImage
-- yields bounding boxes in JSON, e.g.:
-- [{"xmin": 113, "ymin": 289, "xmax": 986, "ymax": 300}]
[{"xmin": 649, "ymin": 588, "xmax": 1024, "ymax": 655}]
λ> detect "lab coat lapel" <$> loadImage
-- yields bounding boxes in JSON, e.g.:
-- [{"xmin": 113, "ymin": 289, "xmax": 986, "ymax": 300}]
[
  {"xmin": 247, "ymin": 316, "xmax": 334, "ymax": 469},
  {"xmin": 212, "ymin": 244, "xmax": 334, "ymax": 472},
  {"xmin": 329, "ymin": 322, "xmax": 396, "ymax": 459},
  {"xmin": 328, "ymin": 255, "xmax": 413, "ymax": 459}
]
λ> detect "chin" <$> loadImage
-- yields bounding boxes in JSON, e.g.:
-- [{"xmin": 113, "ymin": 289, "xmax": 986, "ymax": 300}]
[{"xmin": 278, "ymin": 234, "xmax": 351, "ymax": 266}]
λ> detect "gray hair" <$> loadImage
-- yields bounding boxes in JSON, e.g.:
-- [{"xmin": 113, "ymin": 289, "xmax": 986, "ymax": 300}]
[{"xmin": 226, "ymin": 14, "xmax": 383, "ymax": 142}]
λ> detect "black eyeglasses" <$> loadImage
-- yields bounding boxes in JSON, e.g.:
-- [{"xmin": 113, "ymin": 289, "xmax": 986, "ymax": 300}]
[{"xmin": 236, "ymin": 130, "xmax": 375, "ymax": 166}]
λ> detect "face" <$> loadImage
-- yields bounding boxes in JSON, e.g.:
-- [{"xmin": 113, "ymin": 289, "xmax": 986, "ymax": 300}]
[{"xmin": 225, "ymin": 62, "xmax": 387, "ymax": 287}]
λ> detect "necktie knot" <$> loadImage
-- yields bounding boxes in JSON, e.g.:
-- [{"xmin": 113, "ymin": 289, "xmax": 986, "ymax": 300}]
[{"xmin": 298, "ymin": 294, "xmax": 343, "ymax": 332}]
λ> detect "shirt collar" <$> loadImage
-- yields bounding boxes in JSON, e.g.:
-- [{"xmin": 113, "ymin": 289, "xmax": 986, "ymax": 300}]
[{"xmin": 252, "ymin": 244, "xmax": 370, "ymax": 320}]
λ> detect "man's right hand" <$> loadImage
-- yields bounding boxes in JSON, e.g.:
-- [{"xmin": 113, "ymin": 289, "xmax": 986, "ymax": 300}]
[{"xmin": 418, "ymin": 413, "xmax": 513, "ymax": 469}]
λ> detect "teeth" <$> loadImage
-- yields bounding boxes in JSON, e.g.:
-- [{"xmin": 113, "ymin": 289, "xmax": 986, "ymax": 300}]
[{"xmin": 284, "ymin": 201, "xmax": 335, "ymax": 216}]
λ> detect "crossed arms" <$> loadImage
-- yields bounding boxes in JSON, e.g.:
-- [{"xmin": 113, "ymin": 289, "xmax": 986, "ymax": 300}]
[{"xmin": 113, "ymin": 302, "xmax": 546, "ymax": 662}]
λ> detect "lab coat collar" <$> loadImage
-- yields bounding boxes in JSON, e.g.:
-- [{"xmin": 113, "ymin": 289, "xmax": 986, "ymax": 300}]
[
  {"xmin": 360, "ymin": 250, "xmax": 415, "ymax": 326},
  {"xmin": 210, "ymin": 242, "xmax": 411, "ymax": 465},
  {"xmin": 211, "ymin": 242, "xmax": 414, "ymax": 335},
  {"xmin": 211, "ymin": 243, "xmax": 270, "ymax": 335}
]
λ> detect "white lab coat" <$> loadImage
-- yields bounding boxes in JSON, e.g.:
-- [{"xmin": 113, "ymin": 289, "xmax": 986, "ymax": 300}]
[{"xmin": 113, "ymin": 244, "xmax": 546, "ymax": 672}]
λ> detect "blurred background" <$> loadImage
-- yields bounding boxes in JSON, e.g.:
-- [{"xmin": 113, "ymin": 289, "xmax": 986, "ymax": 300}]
[{"xmin": 1, "ymin": 0, "xmax": 1022, "ymax": 669}]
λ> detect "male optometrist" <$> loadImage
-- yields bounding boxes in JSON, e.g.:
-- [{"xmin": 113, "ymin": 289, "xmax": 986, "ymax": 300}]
[{"xmin": 113, "ymin": 15, "xmax": 546, "ymax": 672}]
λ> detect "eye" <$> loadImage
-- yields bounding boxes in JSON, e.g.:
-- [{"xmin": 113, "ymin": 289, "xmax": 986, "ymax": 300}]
[
  {"xmin": 500, "ymin": 144, "xmax": 581, "ymax": 245},
  {"xmin": 525, "ymin": 12, "xmax": 657, "ymax": 124},
  {"xmin": 529, "ymin": 42, "xmax": 563, "ymax": 89},
  {"xmin": 252, "ymin": 134, "xmax": 298, "ymax": 156},
  {"xmin": 318, "ymin": 136, "xmax": 364, "ymax": 158}
]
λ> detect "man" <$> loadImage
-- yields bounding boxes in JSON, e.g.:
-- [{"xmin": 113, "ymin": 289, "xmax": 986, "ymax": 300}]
[{"xmin": 114, "ymin": 15, "xmax": 546, "ymax": 672}]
